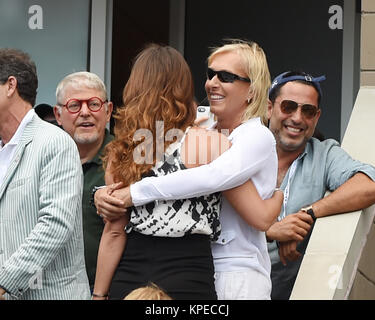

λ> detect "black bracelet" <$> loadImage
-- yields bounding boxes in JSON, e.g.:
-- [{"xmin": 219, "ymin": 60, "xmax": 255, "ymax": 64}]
[
  {"xmin": 92, "ymin": 292, "xmax": 108, "ymax": 298},
  {"xmin": 301, "ymin": 205, "xmax": 317, "ymax": 222}
]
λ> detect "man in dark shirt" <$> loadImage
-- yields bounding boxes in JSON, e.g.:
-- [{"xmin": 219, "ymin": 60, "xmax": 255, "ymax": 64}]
[{"xmin": 53, "ymin": 71, "xmax": 113, "ymax": 290}]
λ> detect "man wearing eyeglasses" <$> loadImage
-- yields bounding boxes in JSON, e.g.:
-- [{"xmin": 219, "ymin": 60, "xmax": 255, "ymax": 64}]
[
  {"xmin": 265, "ymin": 71, "xmax": 375, "ymax": 299},
  {"xmin": 53, "ymin": 71, "xmax": 113, "ymax": 291}
]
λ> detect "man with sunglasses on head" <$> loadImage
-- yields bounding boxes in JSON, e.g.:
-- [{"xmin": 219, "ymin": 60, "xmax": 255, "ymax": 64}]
[
  {"xmin": 53, "ymin": 71, "xmax": 113, "ymax": 291},
  {"xmin": 266, "ymin": 71, "xmax": 375, "ymax": 300}
]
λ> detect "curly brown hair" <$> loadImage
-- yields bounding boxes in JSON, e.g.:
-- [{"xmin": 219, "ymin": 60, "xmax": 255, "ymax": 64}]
[{"xmin": 104, "ymin": 44, "xmax": 196, "ymax": 185}]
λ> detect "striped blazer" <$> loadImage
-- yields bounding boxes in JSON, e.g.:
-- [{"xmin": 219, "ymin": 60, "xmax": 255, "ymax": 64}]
[{"xmin": 0, "ymin": 114, "xmax": 90, "ymax": 300}]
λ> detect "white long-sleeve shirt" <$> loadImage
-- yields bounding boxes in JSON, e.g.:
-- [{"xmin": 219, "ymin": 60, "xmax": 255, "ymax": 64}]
[{"xmin": 130, "ymin": 117, "xmax": 278, "ymax": 276}]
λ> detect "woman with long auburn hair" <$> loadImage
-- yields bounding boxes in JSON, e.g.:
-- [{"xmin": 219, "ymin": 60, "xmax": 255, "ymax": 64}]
[
  {"xmin": 105, "ymin": 44, "xmax": 196, "ymax": 186},
  {"xmin": 93, "ymin": 43, "xmax": 283, "ymax": 300}
]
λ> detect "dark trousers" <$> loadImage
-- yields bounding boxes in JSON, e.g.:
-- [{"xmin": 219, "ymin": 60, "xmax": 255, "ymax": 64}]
[{"xmin": 109, "ymin": 231, "xmax": 217, "ymax": 300}]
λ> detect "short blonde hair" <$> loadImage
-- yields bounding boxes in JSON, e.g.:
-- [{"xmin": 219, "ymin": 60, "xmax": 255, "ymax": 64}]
[
  {"xmin": 55, "ymin": 71, "xmax": 107, "ymax": 105},
  {"xmin": 207, "ymin": 39, "xmax": 271, "ymax": 125},
  {"xmin": 124, "ymin": 283, "xmax": 172, "ymax": 300}
]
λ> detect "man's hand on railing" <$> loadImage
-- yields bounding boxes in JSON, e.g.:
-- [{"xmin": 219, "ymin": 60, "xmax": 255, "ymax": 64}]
[{"xmin": 266, "ymin": 212, "xmax": 314, "ymax": 242}]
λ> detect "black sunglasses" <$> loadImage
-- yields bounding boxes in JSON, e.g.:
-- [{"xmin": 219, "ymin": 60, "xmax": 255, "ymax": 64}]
[
  {"xmin": 207, "ymin": 67, "xmax": 251, "ymax": 83},
  {"xmin": 278, "ymin": 100, "xmax": 319, "ymax": 119}
]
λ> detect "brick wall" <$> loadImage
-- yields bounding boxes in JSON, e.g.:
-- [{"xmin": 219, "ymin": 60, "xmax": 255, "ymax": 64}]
[
  {"xmin": 360, "ymin": 0, "xmax": 375, "ymax": 85},
  {"xmin": 350, "ymin": 3, "xmax": 375, "ymax": 296},
  {"xmin": 349, "ymin": 3, "xmax": 375, "ymax": 299},
  {"xmin": 349, "ymin": 223, "xmax": 375, "ymax": 299}
]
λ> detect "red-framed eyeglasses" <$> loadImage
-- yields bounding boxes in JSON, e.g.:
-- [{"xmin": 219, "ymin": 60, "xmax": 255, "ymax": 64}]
[{"xmin": 60, "ymin": 97, "xmax": 107, "ymax": 114}]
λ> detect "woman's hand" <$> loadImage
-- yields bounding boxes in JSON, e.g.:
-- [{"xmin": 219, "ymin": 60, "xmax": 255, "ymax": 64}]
[
  {"xmin": 194, "ymin": 115, "xmax": 209, "ymax": 128},
  {"xmin": 94, "ymin": 183, "xmax": 128, "ymax": 222}
]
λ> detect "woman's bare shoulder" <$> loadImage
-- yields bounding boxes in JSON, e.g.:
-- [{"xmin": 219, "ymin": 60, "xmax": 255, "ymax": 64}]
[{"xmin": 181, "ymin": 126, "xmax": 231, "ymax": 168}]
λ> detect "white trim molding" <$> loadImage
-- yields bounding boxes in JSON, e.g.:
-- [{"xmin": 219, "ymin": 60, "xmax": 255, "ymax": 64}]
[{"xmin": 90, "ymin": 0, "xmax": 113, "ymax": 97}]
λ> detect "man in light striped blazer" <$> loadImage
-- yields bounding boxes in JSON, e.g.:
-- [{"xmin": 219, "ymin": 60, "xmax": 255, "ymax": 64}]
[{"xmin": 0, "ymin": 48, "xmax": 90, "ymax": 300}]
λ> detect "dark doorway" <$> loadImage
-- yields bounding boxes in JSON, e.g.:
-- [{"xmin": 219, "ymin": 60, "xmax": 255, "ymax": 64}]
[
  {"xmin": 110, "ymin": 0, "xmax": 170, "ymax": 128},
  {"xmin": 185, "ymin": 0, "xmax": 344, "ymax": 141}
]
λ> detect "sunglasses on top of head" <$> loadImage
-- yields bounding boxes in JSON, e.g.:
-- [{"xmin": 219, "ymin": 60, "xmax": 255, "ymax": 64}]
[
  {"xmin": 277, "ymin": 99, "xmax": 319, "ymax": 119},
  {"xmin": 206, "ymin": 67, "xmax": 251, "ymax": 83}
]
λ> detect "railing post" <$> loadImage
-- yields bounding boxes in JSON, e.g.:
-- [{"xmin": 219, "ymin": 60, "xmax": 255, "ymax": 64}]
[{"xmin": 290, "ymin": 87, "xmax": 375, "ymax": 299}]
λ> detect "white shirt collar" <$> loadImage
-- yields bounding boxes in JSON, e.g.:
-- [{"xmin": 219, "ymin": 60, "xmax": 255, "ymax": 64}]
[
  {"xmin": 207, "ymin": 117, "xmax": 261, "ymax": 141},
  {"xmin": 0, "ymin": 109, "xmax": 35, "ymax": 149}
]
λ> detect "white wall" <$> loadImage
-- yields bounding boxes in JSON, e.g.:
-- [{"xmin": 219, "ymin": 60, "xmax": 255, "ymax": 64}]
[{"xmin": 0, "ymin": 0, "xmax": 90, "ymax": 106}]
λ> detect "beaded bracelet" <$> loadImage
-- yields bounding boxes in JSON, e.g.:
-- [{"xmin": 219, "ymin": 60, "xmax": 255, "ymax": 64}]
[{"xmin": 90, "ymin": 185, "xmax": 106, "ymax": 208}]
